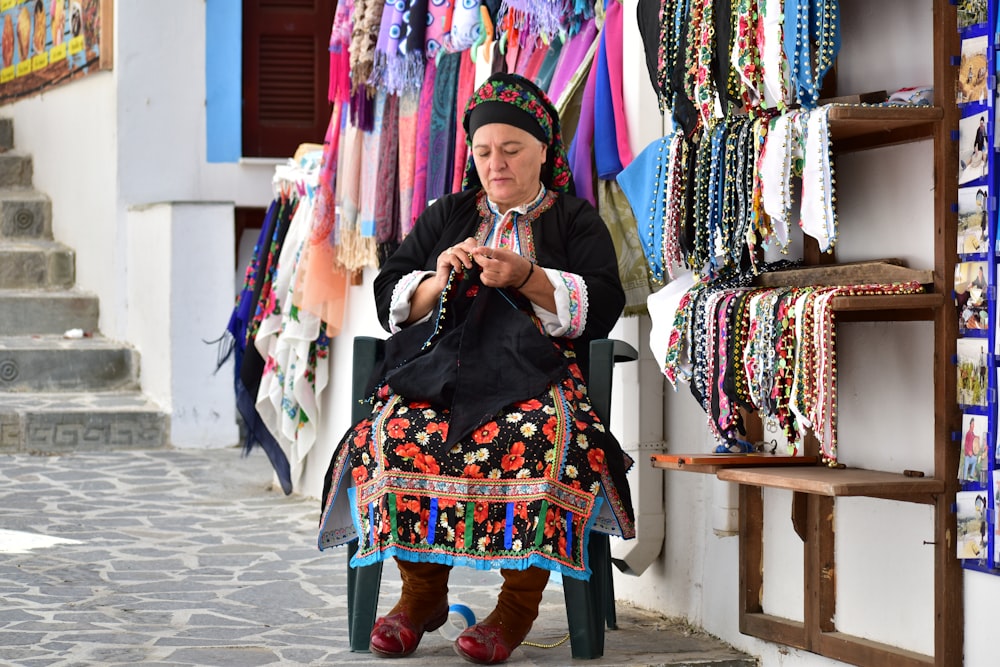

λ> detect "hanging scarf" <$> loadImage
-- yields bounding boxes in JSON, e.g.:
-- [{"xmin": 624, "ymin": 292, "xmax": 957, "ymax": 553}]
[
  {"xmin": 593, "ymin": 23, "xmax": 622, "ymax": 180},
  {"xmin": 369, "ymin": 2, "xmax": 409, "ymax": 93},
  {"xmin": 533, "ymin": 34, "xmax": 562, "ymax": 90},
  {"xmin": 635, "ymin": 0, "xmax": 667, "ymax": 110},
  {"xmin": 426, "ymin": 51, "xmax": 462, "ymax": 202},
  {"xmin": 328, "ymin": 0, "xmax": 354, "ymax": 104},
  {"xmin": 497, "ymin": 0, "xmax": 595, "ymax": 44},
  {"xmin": 424, "ymin": 0, "xmax": 453, "ymax": 60},
  {"xmin": 238, "ymin": 199, "xmax": 296, "ymax": 494},
  {"xmin": 301, "ymin": 103, "xmax": 350, "ymax": 335},
  {"xmin": 593, "ymin": 0, "xmax": 632, "ymax": 179},
  {"xmin": 359, "ymin": 89, "xmax": 391, "ymax": 238},
  {"xmin": 451, "ymin": 52, "xmax": 478, "ymax": 193},
  {"xmin": 617, "ymin": 135, "xmax": 670, "ymax": 283},
  {"xmin": 397, "ymin": 90, "xmax": 420, "ymax": 238},
  {"xmin": 547, "ymin": 17, "xmax": 598, "ymax": 108},
  {"xmin": 443, "ymin": 0, "xmax": 481, "ymax": 52},
  {"xmin": 783, "ymin": 0, "xmax": 841, "ymax": 108},
  {"xmin": 567, "ymin": 35, "xmax": 600, "ymax": 205},
  {"xmin": 349, "ymin": 0, "xmax": 386, "ymax": 92},
  {"xmin": 597, "ymin": 178, "xmax": 655, "ymax": 316},
  {"xmin": 373, "ymin": 92, "xmax": 401, "ymax": 243},
  {"xmin": 409, "ymin": 58, "xmax": 438, "ymax": 231}
]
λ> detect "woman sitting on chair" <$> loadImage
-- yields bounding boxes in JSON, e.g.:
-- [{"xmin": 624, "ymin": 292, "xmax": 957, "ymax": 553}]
[{"xmin": 319, "ymin": 72, "xmax": 634, "ymax": 665}]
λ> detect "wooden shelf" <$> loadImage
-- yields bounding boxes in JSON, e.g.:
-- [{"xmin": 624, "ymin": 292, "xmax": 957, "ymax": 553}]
[
  {"xmin": 829, "ymin": 105, "xmax": 942, "ymax": 152},
  {"xmin": 651, "ymin": 453, "xmax": 818, "ymax": 474},
  {"xmin": 717, "ymin": 465, "xmax": 944, "ymax": 499},
  {"xmin": 832, "ymin": 293, "xmax": 945, "ymax": 322},
  {"xmin": 750, "ymin": 260, "xmax": 944, "ymax": 321}
]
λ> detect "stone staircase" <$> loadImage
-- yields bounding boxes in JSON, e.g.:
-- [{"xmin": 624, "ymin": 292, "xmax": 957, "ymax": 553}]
[{"xmin": 0, "ymin": 118, "xmax": 169, "ymax": 453}]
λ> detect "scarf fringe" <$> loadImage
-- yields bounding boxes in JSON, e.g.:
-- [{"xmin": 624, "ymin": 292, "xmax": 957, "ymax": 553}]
[
  {"xmin": 337, "ymin": 228, "xmax": 379, "ymax": 272},
  {"xmin": 497, "ymin": 0, "xmax": 595, "ymax": 43},
  {"xmin": 369, "ymin": 49, "xmax": 426, "ymax": 95}
]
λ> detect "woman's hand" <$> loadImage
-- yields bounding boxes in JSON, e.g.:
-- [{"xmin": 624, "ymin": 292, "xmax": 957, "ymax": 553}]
[
  {"xmin": 434, "ymin": 237, "xmax": 480, "ymax": 288},
  {"xmin": 472, "ymin": 245, "xmax": 533, "ymax": 289},
  {"xmin": 473, "ymin": 245, "xmax": 555, "ymax": 312}
]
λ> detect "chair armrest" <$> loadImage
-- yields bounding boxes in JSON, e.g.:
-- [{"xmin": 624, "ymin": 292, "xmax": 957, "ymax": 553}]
[{"xmin": 352, "ymin": 336, "xmax": 386, "ymax": 423}]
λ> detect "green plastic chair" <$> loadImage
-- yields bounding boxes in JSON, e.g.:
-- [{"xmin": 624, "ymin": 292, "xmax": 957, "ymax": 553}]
[{"xmin": 346, "ymin": 336, "xmax": 639, "ymax": 659}]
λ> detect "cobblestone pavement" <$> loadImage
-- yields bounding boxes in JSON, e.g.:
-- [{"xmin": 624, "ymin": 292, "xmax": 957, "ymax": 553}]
[{"xmin": 0, "ymin": 447, "xmax": 755, "ymax": 667}]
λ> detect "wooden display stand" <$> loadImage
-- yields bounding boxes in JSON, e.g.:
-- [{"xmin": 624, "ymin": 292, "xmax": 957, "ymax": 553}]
[{"xmin": 651, "ymin": 2, "xmax": 963, "ymax": 665}]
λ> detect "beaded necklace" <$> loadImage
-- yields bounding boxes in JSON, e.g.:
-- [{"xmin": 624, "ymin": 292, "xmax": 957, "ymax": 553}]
[
  {"xmin": 731, "ymin": 0, "xmax": 763, "ymax": 109},
  {"xmin": 770, "ymin": 288, "xmax": 802, "ymax": 444},
  {"xmin": 748, "ymin": 115, "xmax": 772, "ymax": 271},
  {"xmin": 642, "ymin": 136, "xmax": 671, "ymax": 284},
  {"xmin": 806, "ymin": 281, "xmax": 926, "ymax": 464},
  {"xmin": 663, "ymin": 131, "xmax": 689, "ymax": 276},
  {"xmin": 691, "ymin": 127, "xmax": 715, "ymax": 272},
  {"xmin": 713, "ymin": 290, "xmax": 743, "ymax": 440},
  {"xmin": 799, "ymin": 106, "xmax": 838, "ymax": 252},
  {"xmin": 707, "ymin": 120, "xmax": 729, "ymax": 270}
]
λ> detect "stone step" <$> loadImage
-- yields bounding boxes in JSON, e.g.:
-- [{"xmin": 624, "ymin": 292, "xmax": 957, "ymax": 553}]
[
  {"xmin": 0, "ymin": 152, "xmax": 32, "ymax": 188},
  {"xmin": 0, "ymin": 391, "xmax": 169, "ymax": 453},
  {"xmin": 0, "ymin": 188, "xmax": 52, "ymax": 239},
  {"xmin": 0, "ymin": 335, "xmax": 139, "ymax": 392},
  {"xmin": 0, "ymin": 240, "xmax": 74, "ymax": 288},
  {"xmin": 0, "ymin": 289, "xmax": 99, "ymax": 335}
]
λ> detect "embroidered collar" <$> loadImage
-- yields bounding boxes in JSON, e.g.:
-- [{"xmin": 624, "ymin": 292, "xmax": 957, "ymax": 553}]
[
  {"xmin": 474, "ymin": 188, "xmax": 556, "ymax": 261},
  {"xmin": 484, "ymin": 183, "xmax": 547, "ymax": 218}
]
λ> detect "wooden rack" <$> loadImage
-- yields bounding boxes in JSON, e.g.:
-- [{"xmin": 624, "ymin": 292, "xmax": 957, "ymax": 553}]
[{"xmin": 651, "ymin": 2, "xmax": 963, "ymax": 665}]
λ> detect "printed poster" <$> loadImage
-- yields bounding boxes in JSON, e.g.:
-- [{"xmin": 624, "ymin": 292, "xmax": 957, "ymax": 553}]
[{"xmin": 0, "ymin": 0, "xmax": 112, "ymax": 105}]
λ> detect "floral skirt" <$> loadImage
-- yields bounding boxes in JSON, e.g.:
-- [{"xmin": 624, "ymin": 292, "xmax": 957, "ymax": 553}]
[{"xmin": 318, "ymin": 361, "xmax": 634, "ymax": 580}]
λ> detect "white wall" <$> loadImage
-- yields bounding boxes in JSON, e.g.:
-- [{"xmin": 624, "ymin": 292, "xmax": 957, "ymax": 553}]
[{"xmin": 126, "ymin": 201, "xmax": 238, "ymax": 448}]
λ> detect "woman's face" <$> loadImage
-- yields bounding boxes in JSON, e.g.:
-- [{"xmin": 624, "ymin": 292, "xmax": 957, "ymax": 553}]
[{"xmin": 471, "ymin": 123, "xmax": 547, "ymax": 213}]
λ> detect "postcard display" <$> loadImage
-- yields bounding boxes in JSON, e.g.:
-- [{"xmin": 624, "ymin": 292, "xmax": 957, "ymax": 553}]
[{"xmin": 956, "ymin": 2, "xmax": 1000, "ymax": 573}]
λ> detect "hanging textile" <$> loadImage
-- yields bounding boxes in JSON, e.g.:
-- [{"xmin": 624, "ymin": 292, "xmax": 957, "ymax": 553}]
[
  {"xmin": 222, "ymin": 199, "xmax": 296, "ymax": 494},
  {"xmin": 426, "ymin": 51, "xmax": 462, "ymax": 202},
  {"xmin": 255, "ymin": 159, "xmax": 333, "ymax": 480},
  {"xmin": 409, "ymin": 59, "xmax": 438, "ymax": 229},
  {"xmin": 349, "ymin": 0, "xmax": 386, "ymax": 91}
]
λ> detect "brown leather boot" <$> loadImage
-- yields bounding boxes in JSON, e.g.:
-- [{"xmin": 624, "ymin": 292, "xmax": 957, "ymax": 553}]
[
  {"xmin": 370, "ymin": 559, "xmax": 452, "ymax": 658},
  {"xmin": 454, "ymin": 566, "xmax": 550, "ymax": 664}
]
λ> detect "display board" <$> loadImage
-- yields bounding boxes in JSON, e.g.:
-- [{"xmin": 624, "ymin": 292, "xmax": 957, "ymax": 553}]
[
  {"xmin": 956, "ymin": 0, "xmax": 999, "ymax": 573},
  {"xmin": 0, "ymin": 0, "xmax": 112, "ymax": 105}
]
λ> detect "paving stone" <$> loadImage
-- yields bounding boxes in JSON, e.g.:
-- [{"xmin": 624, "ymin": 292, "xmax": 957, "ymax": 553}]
[{"xmin": 0, "ymin": 448, "xmax": 757, "ymax": 667}]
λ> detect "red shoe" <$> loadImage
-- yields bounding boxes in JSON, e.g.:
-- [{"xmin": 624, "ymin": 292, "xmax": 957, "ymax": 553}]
[
  {"xmin": 453, "ymin": 622, "xmax": 517, "ymax": 665},
  {"xmin": 369, "ymin": 601, "xmax": 449, "ymax": 658}
]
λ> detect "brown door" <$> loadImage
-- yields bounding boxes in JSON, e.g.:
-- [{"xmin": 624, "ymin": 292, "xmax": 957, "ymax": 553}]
[{"xmin": 242, "ymin": 0, "xmax": 337, "ymax": 158}]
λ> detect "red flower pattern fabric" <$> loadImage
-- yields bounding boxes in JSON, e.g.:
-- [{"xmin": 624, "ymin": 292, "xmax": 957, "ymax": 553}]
[{"xmin": 327, "ymin": 346, "xmax": 630, "ymax": 578}]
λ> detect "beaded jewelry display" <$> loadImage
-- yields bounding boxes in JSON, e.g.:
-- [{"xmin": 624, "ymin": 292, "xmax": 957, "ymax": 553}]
[{"xmin": 663, "ymin": 277, "xmax": 926, "ymax": 460}]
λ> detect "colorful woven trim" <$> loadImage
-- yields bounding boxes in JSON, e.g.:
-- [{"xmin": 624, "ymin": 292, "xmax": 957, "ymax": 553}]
[{"xmin": 461, "ymin": 73, "xmax": 573, "ymax": 194}]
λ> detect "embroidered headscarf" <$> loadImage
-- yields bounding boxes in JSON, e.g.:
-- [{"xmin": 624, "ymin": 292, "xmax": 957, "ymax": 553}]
[{"xmin": 461, "ymin": 72, "xmax": 573, "ymax": 194}]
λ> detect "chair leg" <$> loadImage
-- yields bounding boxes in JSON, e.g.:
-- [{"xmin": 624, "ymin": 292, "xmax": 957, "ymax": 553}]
[
  {"xmin": 347, "ymin": 540, "xmax": 384, "ymax": 652},
  {"xmin": 562, "ymin": 532, "xmax": 612, "ymax": 659}
]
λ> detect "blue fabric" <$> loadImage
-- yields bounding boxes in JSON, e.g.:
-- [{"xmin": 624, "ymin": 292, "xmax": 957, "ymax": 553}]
[
  {"xmin": 617, "ymin": 136, "xmax": 670, "ymax": 283},
  {"xmin": 222, "ymin": 200, "xmax": 292, "ymax": 495},
  {"xmin": 593, "ymin": 26, "xmax": 623, "ymax": 179},
  {"xmin": 783, "ymin": 0, "xmax": 841, "ymax": 108}
]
